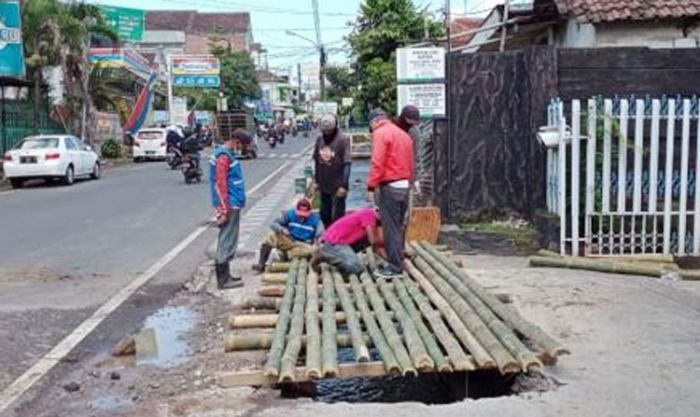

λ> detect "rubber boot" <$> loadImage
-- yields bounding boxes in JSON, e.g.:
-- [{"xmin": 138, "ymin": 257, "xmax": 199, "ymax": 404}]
[
  {"xmin": 215, "ymin": 263, "xmax": 243, "ymax": 290},
  {"xmin": 251, "ymin": 244, "xmax": 272, "ymax": 273}
]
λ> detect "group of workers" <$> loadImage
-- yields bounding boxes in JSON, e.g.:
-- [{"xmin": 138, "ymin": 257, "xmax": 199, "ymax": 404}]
[{"xmin": 208, "ymin": 105, "xmax": 421, "ymax": 289}]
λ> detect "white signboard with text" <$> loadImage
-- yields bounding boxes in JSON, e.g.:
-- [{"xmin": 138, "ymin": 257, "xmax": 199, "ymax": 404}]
[
  {"xmin": 397, "ymin": 84, "xmax": 445, "ymax": 118},
  {"xmin": 396, "ymin": 47, "xmax": 445, "ymax": 82},
  {"xmin": 313, "ymin": 101, "xmax": 339, "ymax": 116}
]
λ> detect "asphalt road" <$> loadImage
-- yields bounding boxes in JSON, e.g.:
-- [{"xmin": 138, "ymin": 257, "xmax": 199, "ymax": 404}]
[{"xmin": 0, "ymin": 134, "xmax": 315, "ymax": 396}]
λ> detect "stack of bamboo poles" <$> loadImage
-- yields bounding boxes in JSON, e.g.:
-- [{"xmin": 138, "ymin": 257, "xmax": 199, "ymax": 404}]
[
  {"xmin": 529, "ymin": 249, "xmax": 700, "ymax": 281},
  {"xmin": 223, "ymin": 243, "xmax": 568, "ymax": 385}
]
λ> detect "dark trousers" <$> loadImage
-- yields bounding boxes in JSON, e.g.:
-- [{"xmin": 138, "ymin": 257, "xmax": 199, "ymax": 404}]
[
  {"xmin": 216, "ymin": 209, "xmax": 240, "ymax": 264},
  {"xmin": 320, "ymin": 191, "xmax": 346, "ymax": 228},
  {"xmin": 377, "ymin": 185, "xmax": 410, "ymax": 272}
]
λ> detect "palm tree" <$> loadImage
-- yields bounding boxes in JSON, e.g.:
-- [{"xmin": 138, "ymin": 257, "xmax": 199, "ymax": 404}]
[{"xmin": 22, "ymin": 0, "xmax": 118, "ymax": 142}]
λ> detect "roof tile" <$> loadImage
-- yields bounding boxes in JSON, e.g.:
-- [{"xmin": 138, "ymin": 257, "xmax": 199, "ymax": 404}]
[{"xmin": 554, "ymin": 0, "xmax": 700, "ymax": 23}]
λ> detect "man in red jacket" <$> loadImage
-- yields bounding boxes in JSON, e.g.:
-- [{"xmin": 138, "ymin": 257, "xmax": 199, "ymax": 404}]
[{"xmin": 367, "ymin": 108, "xmax": 414, "ymax": 278}]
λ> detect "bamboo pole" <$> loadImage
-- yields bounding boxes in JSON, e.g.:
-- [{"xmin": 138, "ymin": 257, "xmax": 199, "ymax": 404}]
[
  {"xmin": 424, "ymin": 243, "xmax": 569, "ymax": 361},
  {"xmin": 414, "ymin": 244, "xmax": 541, "ymax": 371},
  {"xmin": 377, "ymin": 278, "xmax": 436, "ymax": 371},
  {"xmin": 259, "ymin": 283, "xmax": 396, "ymax": 298},
  {"xmin": 258, "ymin": 285, "xmax": 285, "ymax": 297},
  {"xmin": 305, "ymin": 268, "xmax": 322, "ymax": 379},
  {"xmin": 358, "ymin": 272, "xmax": 417, "ymax": 376},
  {"xmin": 535, "ymin": 249, "xmax": 561, "ymax": 258},
  {"xmin": 321, "ymin": 265, "xmax": 338, "ymax": 377},
  {"xmin": 366, "ymin": 247, "xmax": 379, "ymax": 272},
  {"xmin": 267, "ymin": 262, "xmax": 292, "ymax": 273},
  {"xmin": 529, "ymin": 255, "xmax": 674, "ymax": 277},
  {"xmin": 404, "ymin": 260, "xmax": 498, "ymax": 370},
  {"xmin": 263, "ymin": 259, "xmax": 299, "ymax": 377},
  {"xmin": 225, "ymin": 333, "xmax": 370, "ymax": 352},
  {"xmin": 349, "ymin": 274, "xmax": 401, "ymax": 373},
  {"xmin": 279, "ymin": 259, "xmax": 308, "ymax": 382},
  {"xmin": 333, "ymin": 271, "xmax": 370, "ymax": 362},
  {"xmin": 241, "ymin": 296, "xmax": 282, "ymax": 311},
  {"xmin": 401, "ymin": 279, "xmax": 474, "ymax": 371},
  {"xmin": 261, "ymin": 273, "xmax": 288, "ymax": 285},
  {"xmin": 393, "ymin": 278, "xmax": 455, "ymax": 372},
  {"xmin": 229, "ymin": 311, "xmax": 398, "ymax": 329}
]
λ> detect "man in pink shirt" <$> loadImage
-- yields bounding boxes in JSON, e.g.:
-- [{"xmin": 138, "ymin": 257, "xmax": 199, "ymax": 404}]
[{"xmin": 311, "ymin": 208, "xmax": 380, "ymax": 276}]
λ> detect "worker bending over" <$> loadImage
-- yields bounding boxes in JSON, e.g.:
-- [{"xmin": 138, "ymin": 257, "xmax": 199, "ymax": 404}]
[{"xmin": 312, "ymin": 208, "xmax": 381, "ymax": 276}]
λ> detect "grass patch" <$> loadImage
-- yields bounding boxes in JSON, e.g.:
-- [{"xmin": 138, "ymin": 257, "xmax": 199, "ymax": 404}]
[{"xmin": 460, "ymin": 221, "xmax": 539, "ymax": 250}]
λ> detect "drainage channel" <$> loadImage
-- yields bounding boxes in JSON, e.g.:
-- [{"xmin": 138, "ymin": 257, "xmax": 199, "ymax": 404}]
[{"xmin": 280, "ymin": 347, "xmax": 518, "ymax": 404}]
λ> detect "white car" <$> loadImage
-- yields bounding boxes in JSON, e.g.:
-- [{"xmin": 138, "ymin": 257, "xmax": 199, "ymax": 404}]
[
  {"xmin": 2, "ymin": 135, "xmax": 101, "ymax": 189},
  {"xmin": 133, "ymin": 128, "xmax": 168, "ymax": 161}
]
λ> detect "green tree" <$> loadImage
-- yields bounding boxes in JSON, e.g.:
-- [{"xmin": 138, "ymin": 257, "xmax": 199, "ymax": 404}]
[
  {"xmin": 347, "ymin": 0, "xmax": 443, "ymax": 115},
  {"xmin": 210, "ymin": 44, "xmax": 261, "ymax": 108},
  {"xmin": 22, "ymin": 0, "xmax": 117, "ymax": 142},
  {"xmin": 172, "ymin": 88, "xmax": 218, "ymax": 111}
]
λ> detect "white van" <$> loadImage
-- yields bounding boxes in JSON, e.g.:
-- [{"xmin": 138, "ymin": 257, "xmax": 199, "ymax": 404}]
[{"xmin": 133, "ymin": 128, "xmax": 168, "ymax": 161}]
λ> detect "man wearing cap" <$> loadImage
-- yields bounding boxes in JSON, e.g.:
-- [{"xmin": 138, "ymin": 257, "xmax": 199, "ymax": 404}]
[
  {"xmin": 313, "ymin": 113, "xmax": 352, "ymax": 228},
  {"xmin": 210, "ymin": 129, "xmax": 251, "ymax": 290},
  {"xmin": 252, "ymin": 198, "xmax": 323, "ymax": 273},
  {"xmin": 367, "ymin": 108, "xmax": 414, "ymax": 279}
]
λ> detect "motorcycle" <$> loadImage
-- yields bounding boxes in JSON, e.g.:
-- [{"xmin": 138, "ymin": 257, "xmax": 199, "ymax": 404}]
[
  {"xmin": 266, "ymin": 130, "xmax": 277, "ymax": 148},
  {"xmin": 181, "ymin": 152, "xmax": 202, "ymax": 184},
  {"xmin": 291, "ymin": 126, "xmax": 298, "ymax": 138},
  {"xmin": 166, "ymin": 144, "xmax": 182, "ymax": 170}
]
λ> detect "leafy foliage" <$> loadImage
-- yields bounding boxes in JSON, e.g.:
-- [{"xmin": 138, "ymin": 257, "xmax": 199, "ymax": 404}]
[
  {"xmin": 347, "ymin": 0, "xmax": 443, "ymax": 115},
  {"xmin": 173, "ymin": 88, "xmax": 219, "ymax": 111},
  {"xmin": 100, "ymin": 138, "xmax": 123, "ymax": 159},
  {"xmin": 211, "ymin": 44, "xmax": 261, "ymax": 108}
]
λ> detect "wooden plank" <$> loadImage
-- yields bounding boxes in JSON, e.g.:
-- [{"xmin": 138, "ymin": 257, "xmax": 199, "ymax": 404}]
[
  {"xmin": 405, "ymin": 207, "xmax": 441, "ymax": 244},
  {"xmin": 218, "ymin": 362, "xmax": 402, "ymax": 388},
  {"xmin": 558, "ymin": 69, "xmax": 700, "ymax": 100},
  {"xmin": 558, "ymin": 48, "xmax": 700, "ymax": 70},
  {"xmin": 679, "ymin": 99, "xmax": 691, "ymax": 254},
  {"xmin": 650, "ymin": 100, "xmax": 661, "ymax": 253},
  {"xmin": 558, "ymin": 102, "xmax": 567, "ymax": 254},
  {"xmin": 618, "ymin": 99, "xmax": 629, "ymax": 216},
  {"xmin": 585, "ymin": 99, "xmax": 597, "ymax": 255},
  {"xmin": 633, "ymin": 99, "xmax": 644, "ymax": 213},
  {"xmin": 663, "ymin": 99, "xmax": 676, "ymax": 254},
  {"xmin": 602, "ymin": 99, "xmax": 612, "ymax": 214},
  {"xmin": 571, "ymin": 100, "xmax": 581, "ymax": 256}
]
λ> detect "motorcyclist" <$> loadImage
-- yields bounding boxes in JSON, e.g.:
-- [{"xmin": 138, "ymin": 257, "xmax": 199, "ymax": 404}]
[{"xmin": 180, "ymin": 130, "xmax": 203, "ymax": 169}]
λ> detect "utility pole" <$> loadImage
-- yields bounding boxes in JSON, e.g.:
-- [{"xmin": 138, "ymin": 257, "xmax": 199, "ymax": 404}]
[
  {"xmin": 166, "ymin": 54, "xmax": 174, "ymax": 124},
  {"xmin": 311, "ymin": 0, "xmax": 325, "ymax": 101},
  {"xmin": 499, "ymin": 0, "xmax": 510, "ymax": 52},
  {"xmin": 297, "ymin": 63, "xmax": 303, "ymax": 104}
]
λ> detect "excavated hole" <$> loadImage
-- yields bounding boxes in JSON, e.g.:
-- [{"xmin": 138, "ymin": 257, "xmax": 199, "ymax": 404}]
[{"xmin": 280, "ymin": 348, "xmax": 520, "ymax": 404}]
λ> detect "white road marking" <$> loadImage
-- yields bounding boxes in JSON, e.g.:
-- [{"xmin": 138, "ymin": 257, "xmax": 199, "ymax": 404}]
[
  {"xmin": 0, "ymin": 157, "xmax": 298, "ymax": 414},
  {"xmin": 0, "ymin": 189, "xmax": 17, "ymax": 197},
  {"xmin": 268, "ymin": 153, "xmax": 277, "ymax": 158}
]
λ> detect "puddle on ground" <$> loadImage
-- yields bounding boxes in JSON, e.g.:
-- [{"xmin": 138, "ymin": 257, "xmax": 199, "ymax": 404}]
[
  {"xmin": 88, "ymin": 394, "xmax": 133, "ymax": 411},
  {"xmin": 136, "ymin": 306, "xmax": 196, "ymax": 368},
  {"xmin": 348, "ymin": 160, "xmax": 370, "ymax": 210}
]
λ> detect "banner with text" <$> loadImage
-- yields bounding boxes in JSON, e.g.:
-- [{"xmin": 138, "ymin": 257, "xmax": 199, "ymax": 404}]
[
  {"xmin": 396, "ymin": 47, "xmax": 445, "ymax": 118},
  {"xmin": 0, "ymin": 1, "xmax": 25, "ymax": 77},
  {"xmin": 171, "ymin": 55, "xmax": 220, "ymax": 88}
]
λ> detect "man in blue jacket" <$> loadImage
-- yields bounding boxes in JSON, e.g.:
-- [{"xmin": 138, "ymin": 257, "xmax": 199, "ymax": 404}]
[
  {"xmin": 252, "ymin": 198, "xmax": 322, "ymax": 273},
  {"xmin": 210, "ymin": 129, "xmax": 251, "ymax": 290}
]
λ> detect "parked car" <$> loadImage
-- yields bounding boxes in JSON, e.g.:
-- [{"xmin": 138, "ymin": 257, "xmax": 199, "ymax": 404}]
[
  {"xmin": 133, "ymin": 128, "xmax": 168, "ymax": 161},
  {"xmin": 2, "ymin": 135, "xmax": 101, "ymax": 189}
]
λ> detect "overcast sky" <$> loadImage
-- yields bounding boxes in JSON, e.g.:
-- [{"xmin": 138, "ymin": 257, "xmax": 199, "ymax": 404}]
[{"xmin": 89, "ymin": 0, "xmax": 502, "ymax": 70}]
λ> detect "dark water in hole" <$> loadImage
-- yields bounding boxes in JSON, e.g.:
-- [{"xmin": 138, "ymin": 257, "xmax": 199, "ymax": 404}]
[{"xmin": 282, "ymin": 347, "xmax": 516, "ymax": 404}]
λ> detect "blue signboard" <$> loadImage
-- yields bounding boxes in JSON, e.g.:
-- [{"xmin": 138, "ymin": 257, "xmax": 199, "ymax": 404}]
[
  {"xmin": 0, "ymin": 1, "xmax": 25, "ymax": 77},
  {"xmin": 172, "ymin": 75, "xmax": 220, "ymax": 88}
]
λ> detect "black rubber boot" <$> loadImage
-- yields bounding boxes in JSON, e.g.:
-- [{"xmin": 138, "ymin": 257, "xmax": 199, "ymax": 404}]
[
  {"xmin": 215, "ymin": 263, "xmax": 243, "ymax": 289},
  {"xmin": 251, "ymin": 244, "xmax": 272, "ymax": 273}
]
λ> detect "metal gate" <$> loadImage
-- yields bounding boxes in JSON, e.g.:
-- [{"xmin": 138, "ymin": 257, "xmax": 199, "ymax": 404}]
[{"xmin": 547, "ymin": 96, "xmax": 700, "ymax": 256}]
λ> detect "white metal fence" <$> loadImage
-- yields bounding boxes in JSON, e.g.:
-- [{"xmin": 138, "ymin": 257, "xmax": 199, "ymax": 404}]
[{"xmin": 546, "ymin": 97, "xmax": 700, "ymax": 256}]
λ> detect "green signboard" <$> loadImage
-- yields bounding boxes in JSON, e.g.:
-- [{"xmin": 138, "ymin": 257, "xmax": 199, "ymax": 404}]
[
  {"xmin": 99, "ymin": 5, "xmax": 144, "ymax": 43},
  {"xmin": 0, "ymin": 0, "xmax": 25, "ymax": 77}
]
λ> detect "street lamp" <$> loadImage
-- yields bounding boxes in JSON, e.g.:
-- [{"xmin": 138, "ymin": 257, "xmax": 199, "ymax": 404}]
[{"xmin": 285, "ymin": 30, "xmax": 326, "ymax": 102}]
